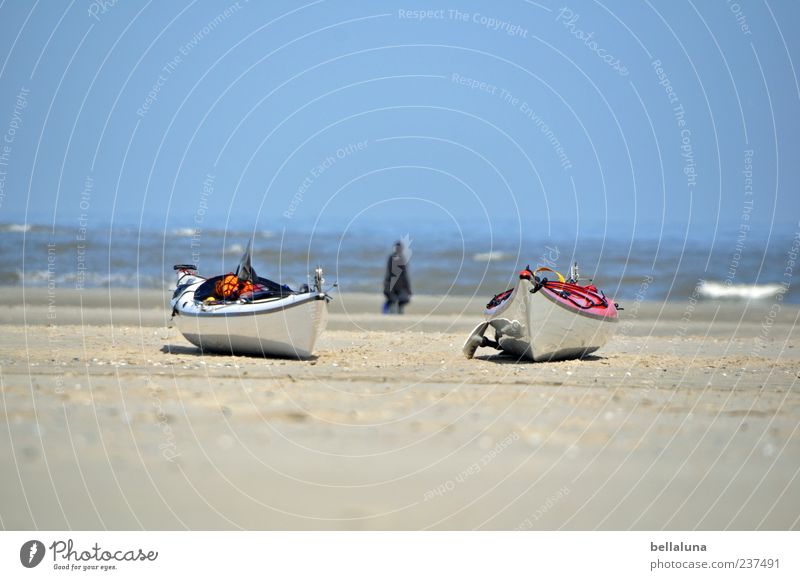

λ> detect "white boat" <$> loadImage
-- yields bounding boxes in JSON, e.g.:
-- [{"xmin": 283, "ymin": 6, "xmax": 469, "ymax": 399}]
[
  {"xmin": 463, "ymin": 264, "xmax": 619, "ymax": 361},
  {"xmin": 170, "ymin": 245, "xmax": 330, "ymax": 358}
]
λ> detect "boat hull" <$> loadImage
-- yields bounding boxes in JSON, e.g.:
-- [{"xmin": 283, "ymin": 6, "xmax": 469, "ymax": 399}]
[
  {"xmin": 468, "ymin": 278, "xmax": 618, "ymax": 361},
  {"xmin": 171, "ymin": 275, "xmax": 329, "ymax": 358}
]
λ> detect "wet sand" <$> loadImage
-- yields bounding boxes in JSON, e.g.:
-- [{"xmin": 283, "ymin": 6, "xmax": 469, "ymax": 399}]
[{"xmin": 1, "ymin": 289, "xmax": 798, "ymax": 530}]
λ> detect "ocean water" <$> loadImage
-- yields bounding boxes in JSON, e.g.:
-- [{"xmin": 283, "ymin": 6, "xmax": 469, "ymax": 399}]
[{"xmin": 1, "ymin": 220, "xmax": 798, "ymax": 305}]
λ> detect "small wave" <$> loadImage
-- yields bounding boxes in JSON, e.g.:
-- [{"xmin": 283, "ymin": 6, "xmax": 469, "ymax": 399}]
[
  {"xmin": 698, "ymin": 280, "xmax": 786, "ymax": 300},
  {"xmin": 0, "ymin": 223, "xmax": 33, "ymax": 233},
  {"xmin": 14, "ymin": 269, "xmax": 142, "ymax": 288},
  {"xmin": 225, "ymin": 243, "xmax": 245, "ymax": 255},
  {"xmin": 473, "ymin": 251, "xmax": 510, "ymax": 262},
  {"xmin": 172, "ymin": 227, "xmax": 198, "ymax": 237}
]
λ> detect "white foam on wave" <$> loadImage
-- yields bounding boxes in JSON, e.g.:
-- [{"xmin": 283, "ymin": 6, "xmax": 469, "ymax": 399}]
[
  {"xmin": 699, "ymin": 280, "xmax": 786, "ymax": 300},
  {"xmin": 473, "ymin": 251, "xmax": 510, "ymax": 262},
  {"xmin": 172, "ymin": 227, "xmax": 198, "ymax": 237},
  {"xmin": 16, "ymin": 269, "xmax": 146, "ymax": 287},
  {"xmin": 1, "ymin": 223, "xmax": 32, "ymax": 233},
  {"xmin": 225, "ymin": 243, "xmax": 245, "ymax": 255}
]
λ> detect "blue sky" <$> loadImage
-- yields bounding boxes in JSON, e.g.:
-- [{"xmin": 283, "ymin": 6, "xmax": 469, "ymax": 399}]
[{"xmin": 0, "ymin": 0, "xmax": 798, "ymax": 242}]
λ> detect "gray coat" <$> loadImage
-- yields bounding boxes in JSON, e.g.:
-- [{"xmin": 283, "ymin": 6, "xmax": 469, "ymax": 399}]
[{"xmin": 384, "ymin": 253, "xmax": 412, "ymax": 302}]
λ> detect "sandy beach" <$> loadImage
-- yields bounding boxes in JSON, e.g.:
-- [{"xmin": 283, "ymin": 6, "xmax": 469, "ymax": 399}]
[{"xmin": 1, "ymin": 289, "xmax": 798, "ymax": 530}]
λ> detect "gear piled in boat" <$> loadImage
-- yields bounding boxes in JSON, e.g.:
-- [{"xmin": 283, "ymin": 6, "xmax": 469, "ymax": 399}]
[
  {"xmin": 170, "ymin": 242, "xmax": 330, "ymax": 359},
  {"xmin": 464, "ymin": 262, "xmax": 620, "ymax": 362}
]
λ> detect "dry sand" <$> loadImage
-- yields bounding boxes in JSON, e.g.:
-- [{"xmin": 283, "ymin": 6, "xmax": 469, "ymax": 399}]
[{"xmin": 1, "ymin": 289, "xmax": 798, "ymax": 530}]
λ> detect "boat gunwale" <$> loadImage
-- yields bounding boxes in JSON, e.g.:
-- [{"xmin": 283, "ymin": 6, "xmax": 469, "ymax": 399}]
[
  {"xmin": 484, "ymin": 278, "xmax": 618, "ymax": 323},
  {"xmin": 484, "ymin": 280, "xmax": 525, "ymax": 318},
  {"xmin": 176, "ymin": 292, "xmax": 327, "ymax": 317}
]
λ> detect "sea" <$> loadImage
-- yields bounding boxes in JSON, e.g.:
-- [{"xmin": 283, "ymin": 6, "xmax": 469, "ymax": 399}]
[{"xmin": 1, "ymin": 219, "xmax": 798, "ymax": 305}]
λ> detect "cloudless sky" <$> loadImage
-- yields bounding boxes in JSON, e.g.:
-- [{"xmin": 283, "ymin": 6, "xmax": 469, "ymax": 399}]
[{"xmin": 0, "ymin": 0, "xmax": 798, "ymax": 243}]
